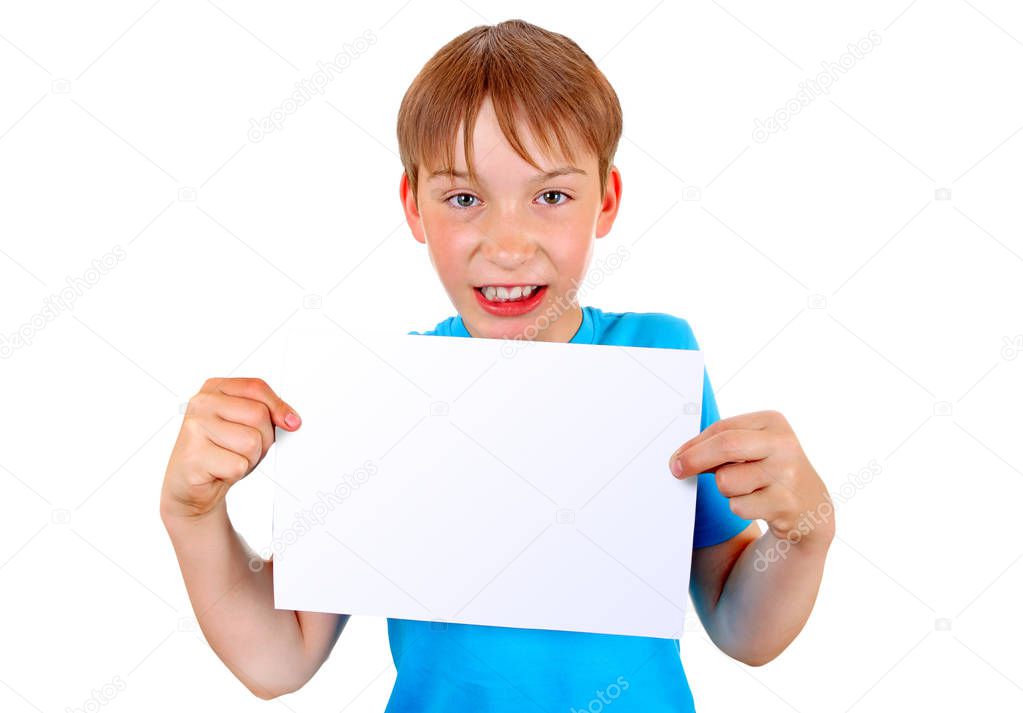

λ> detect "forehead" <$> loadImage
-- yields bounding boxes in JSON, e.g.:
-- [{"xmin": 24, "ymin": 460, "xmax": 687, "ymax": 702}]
[{"xmin": 426, "ymin": 96, "xmax": 595, "ymax": 179}]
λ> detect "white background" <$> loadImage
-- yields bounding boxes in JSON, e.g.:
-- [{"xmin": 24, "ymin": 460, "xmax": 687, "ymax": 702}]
[{"xmin": 1, "ymin": 1, "xmax": 1021, "ymax": 711}]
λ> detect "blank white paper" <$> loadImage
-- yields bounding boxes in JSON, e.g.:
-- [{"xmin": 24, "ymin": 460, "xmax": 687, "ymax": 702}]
[{"xmin": 270, "ymin": 320, "xmax": 705, "ymax": 639}]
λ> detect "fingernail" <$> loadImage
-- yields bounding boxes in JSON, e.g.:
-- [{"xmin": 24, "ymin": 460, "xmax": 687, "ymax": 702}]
[
  {"xmin": 670, "ymin": 458, "xmax": 684, "ymax": 477},
  {"xmin": 285, "ymin": 412, "xmax": 301, "ymax": 428}
]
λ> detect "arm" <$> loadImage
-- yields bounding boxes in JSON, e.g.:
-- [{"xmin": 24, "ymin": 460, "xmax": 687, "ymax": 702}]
[
  {"xmin": 162, "ymin": 501, "xmax": 349, "ymax": 698},
  {"xmin": 160, "ymin": 377, "xmax": 348, "ymax": 699},
  {"xmin": 673, "ymin": 410, "xmax": 834, "ymax": 665},
  {"xmin": 689, "ymin": 520, "xmax": 830, "ymax": 665}
]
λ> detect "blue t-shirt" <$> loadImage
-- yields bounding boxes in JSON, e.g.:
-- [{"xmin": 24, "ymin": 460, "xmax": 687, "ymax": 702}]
[{"xmin": 386, "ymin": 305, "xmax": 752, "ymax": 712}]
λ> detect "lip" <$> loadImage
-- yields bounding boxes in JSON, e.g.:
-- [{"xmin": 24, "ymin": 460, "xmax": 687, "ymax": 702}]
[{"xmin": 473, "ymin": 285, "xmax": 548, "ymax": 317}]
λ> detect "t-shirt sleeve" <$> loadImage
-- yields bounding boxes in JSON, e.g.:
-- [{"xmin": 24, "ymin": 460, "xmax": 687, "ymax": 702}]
[{"xmin": 683, "ymin": 322, "xmax": 755, "ymax": 548}]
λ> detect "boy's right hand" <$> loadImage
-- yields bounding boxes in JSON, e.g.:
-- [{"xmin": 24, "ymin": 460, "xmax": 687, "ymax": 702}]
[{"xmin": 161, "ymin": 377, "xmax": 302, "ymax": 521}]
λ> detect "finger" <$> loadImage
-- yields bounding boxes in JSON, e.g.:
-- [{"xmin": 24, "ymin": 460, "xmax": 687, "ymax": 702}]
[
  {"xmin": 713, "ymin": 461, "xmax": 776, "ymax": 498},
  {"xmin": 197, "ymin": 392, "xmax": 275, "ymax": 458},
  {"xmin": 186, "ymin": 393, "xmax": 274, "ymax": 463},
  {"xmin": 726, "ymin": 485, "xmax": 788, "ymax": 523},
  {"xmin": 669, "ymin": 429, "xmax": 778, "ymax": 478},
  {"xmin": 203, "ymin": 438, "xmax": 255, "ymax": 484},
  {"xmin": 195, "ymin": 416, "xmax": 264, "ymax": 472},
  {"xmin": 674, "ymin": 410, "xmax": 783, "ymax": 454},
  {"xmin": 204, "ymin": 377, "xmax": 301, "ymax": 431}
]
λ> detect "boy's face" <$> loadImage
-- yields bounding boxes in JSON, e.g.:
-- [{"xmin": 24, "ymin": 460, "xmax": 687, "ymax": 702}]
[{"xmin": 400, "ymin": 96, "xmax": 622, "ymax": 343}]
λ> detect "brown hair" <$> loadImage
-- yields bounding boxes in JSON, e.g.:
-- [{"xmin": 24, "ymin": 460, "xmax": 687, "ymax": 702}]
[{"xmin": 396, "ymin": 19, "xmax": 622, "ymax": 206}]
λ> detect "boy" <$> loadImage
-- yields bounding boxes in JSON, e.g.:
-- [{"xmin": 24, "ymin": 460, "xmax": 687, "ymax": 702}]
[{"xmin": 160, "ymin": 19, "xmax": 833, "ymax": 711}]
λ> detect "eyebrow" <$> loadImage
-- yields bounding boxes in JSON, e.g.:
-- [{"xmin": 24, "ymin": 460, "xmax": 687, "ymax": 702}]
[{"xmin": 427, "ymin": 166, "xmax": 587, "ymax": 183}]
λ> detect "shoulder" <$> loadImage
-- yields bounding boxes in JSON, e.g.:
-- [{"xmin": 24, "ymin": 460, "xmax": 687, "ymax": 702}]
[{"xmin": 590, "ymin": 307, "xmax": 698, "ymax": 349}]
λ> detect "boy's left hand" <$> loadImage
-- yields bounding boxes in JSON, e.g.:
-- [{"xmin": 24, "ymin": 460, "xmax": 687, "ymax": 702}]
[{"xmin": 668, "ymin": 410, "xmax": 834, "ymax": 547}]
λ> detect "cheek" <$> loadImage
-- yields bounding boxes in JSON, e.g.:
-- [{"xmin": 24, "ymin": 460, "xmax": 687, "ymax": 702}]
[
  {"xmin": 427, "ymin": 239, "xmax": 462, "ymax": 274},
  {"xmin": 422, "ymin": 221, "xmax": 473, "ymax": 280},
  {"xmin": 423, "ymin": 204, "xmax": 477, "ymax": 245},
  {"xmin": 544, "ymin": 224, "xmax": 593, "ymax": 272},
  {"xmin": 565, "ymin": 245, "xmax": 593, "ymax": 279}
]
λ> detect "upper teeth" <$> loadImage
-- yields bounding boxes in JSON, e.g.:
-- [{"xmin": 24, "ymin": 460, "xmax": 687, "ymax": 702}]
[{"xmin": 481, "ymin": 285, "xmax": 541, "ymax": 301}]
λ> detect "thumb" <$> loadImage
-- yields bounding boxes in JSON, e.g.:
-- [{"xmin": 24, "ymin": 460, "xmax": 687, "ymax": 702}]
[{"xmin": 272, "ymin": 399, "xmax": 302, "ymax": 431}]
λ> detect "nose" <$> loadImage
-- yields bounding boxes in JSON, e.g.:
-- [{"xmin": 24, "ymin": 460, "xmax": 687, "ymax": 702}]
[{"xmin": 478, "ymin": 215, "xmax": 538, "ymax": 270}]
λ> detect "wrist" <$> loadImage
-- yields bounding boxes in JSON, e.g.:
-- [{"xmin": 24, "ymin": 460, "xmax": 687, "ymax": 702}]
[{"xmin": 160, "ymin": 497, "xmax": 229, "ymax": 537}]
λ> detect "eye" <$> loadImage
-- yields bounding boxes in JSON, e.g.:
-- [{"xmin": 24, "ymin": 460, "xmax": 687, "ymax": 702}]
[
  {"xmin": 446, "ymin": 193, "xmax": 479, "ymax": 209},
  {"xmin": 537, "ymin": 190, "xmax": 570, "ymax": 206}
]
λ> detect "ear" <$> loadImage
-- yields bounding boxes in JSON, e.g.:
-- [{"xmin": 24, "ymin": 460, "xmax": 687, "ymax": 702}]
[
  {"xmin": 595, "ymin": 165, "xmax": 622, "ymax": 239},
  {"xmin": 400, "ymin": 171, "xmax": 427, "ymax": 245}
]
